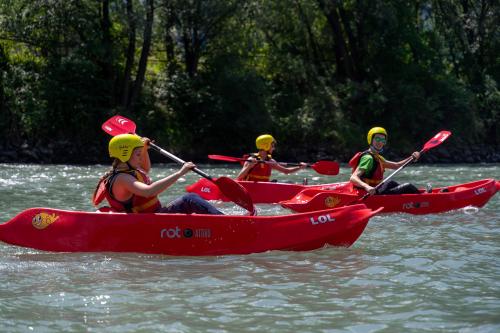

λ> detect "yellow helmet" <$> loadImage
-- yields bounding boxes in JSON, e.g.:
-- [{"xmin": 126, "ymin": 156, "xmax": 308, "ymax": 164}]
[
  {"xmin": 367, "ymin": 127, "xmax": 387, "ymax": 145},
  {"xmin": 108, "ymin": 134, "xmax": 144, "ymax": 162},
  {"xmin": 256, "ymin": 134, "xmax": 276, "ymax": 151}
]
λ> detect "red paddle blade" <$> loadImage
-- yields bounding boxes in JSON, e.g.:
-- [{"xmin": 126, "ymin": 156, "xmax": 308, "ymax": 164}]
[
  {"xmin": 102, "ymin": 115, "xmax": 137, "ymax": 136},
  {"xmin": 310, "ymin": 161, "xmax": 340, "ymax": 175},
  {"xmin": 422, "ymin": 131, "xmax": 451, "ymax": 152},
  {"xmin": 214, "ymin": 177, "xmax": 256, "ymax": 215},
  {"xmin": 208, "ymin": 155, "xmax": 242, "ymax": 162}
]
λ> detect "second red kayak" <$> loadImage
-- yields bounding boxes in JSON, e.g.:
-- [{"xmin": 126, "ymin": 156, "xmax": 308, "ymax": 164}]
[
  {"xmin": 281, "ymin": 179, "xmax": 499, "ymax": 214},
  {"xmin": 185, "ymin": 178, "xmax": 349, "ymax": 203}
]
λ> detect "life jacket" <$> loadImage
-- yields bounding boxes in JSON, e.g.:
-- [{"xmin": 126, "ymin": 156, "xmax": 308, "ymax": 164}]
[
  {"xmin": 348, "ymin": 150, "xmax": 385, "ymax": 186},
  {"xmin": 243, "ymin": 153, "xmax": 273, "ymax": 182},
  {"xmin": 93, "ymin": 167, "xmax": 161, "ymax": 213}
]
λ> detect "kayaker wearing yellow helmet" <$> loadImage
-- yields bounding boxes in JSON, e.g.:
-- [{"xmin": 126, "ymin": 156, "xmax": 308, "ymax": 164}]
[
  {"xmin": 237, "ymin": 134, "xmax": 307, "ymax": 181},
  {"xmin": 349, "ymin": 127, "xmax": 421, "ymax": 195},
  {"xmin": 93, "ymin": 134, "xmax": 222, "ymax": 214}
]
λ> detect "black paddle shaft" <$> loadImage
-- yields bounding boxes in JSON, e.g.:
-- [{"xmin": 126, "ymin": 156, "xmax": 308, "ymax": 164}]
[{"xmin": 149, "ymin": 143, "xmax": 212, "ymax": 180}]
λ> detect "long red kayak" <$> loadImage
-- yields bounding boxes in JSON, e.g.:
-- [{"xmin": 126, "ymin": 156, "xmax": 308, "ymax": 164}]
[
  {"xmin": 281, "ymin": 179, "xmax": 499, "ymax": 214},
  {"xmin": 185, "ymin": 178, "xmax": 350, "ymax": 203},
  {"xmin": 0, "ymin": 204, "xmax": 380, "ymax": 256}
]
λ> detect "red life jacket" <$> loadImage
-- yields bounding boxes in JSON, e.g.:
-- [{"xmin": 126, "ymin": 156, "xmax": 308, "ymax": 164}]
[
  {"xmin": 348, "ymin": 150, "xmax": 385, "ymax": 186},
  {"xmin": 93, "ymin": 167, "xmax": 161, "ymax": 213},
  {"xmin": 243, "ymin": 153, "xmax": 273, "ymax": 182}
]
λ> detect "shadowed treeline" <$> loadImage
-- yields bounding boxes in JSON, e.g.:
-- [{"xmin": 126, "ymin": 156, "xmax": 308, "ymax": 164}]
[{"xmin": 0, "ymin": 0, "xmax": 498, "ymax": 163}]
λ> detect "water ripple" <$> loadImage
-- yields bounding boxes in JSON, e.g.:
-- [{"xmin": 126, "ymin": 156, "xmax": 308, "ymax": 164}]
[{"xmin": 0, "ymin": 164, "xmax": 499, "ymax": 332}]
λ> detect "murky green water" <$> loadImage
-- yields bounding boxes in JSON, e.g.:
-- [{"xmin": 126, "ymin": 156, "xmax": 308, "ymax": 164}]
[{"xmin": 0, "ymin": 163, "xmax": 499, "ymax": 332}]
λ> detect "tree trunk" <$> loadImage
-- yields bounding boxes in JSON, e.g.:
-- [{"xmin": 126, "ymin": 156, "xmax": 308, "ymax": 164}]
[
  {"xmin": 100, "ymin": 0, "xmax": 114, "ymax": 106},
  {"xmin": 164, "ymin": 5, "xmax": 177, "ymax": 76},
  {"xmin": 338, "ymin": 5, "xmax": 363, "ymax": 80},
  {"xmin": 183, "ymin": 27, "xmax": 201, "ymax": 78},
  {"xmin": 0, "ymin": 44, "xmax": 6, "ymax": 136},
  {"xmin": 128, "ymin": 0, "xmax": 154, "ymax": 112},
  {"xmin": 121, "ymin": 0, "xmax": 136, "ymax": 108},
  {"xmin": 295, "ymin": 0, "xmax": 326, "ymax": 78},
  {"xmin": 316, "ymin": 0, "xmax": 355, "ymax": 81}
]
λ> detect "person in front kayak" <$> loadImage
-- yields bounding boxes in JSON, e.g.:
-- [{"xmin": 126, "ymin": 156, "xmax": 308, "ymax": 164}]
[
  {"xmin": 237, "ymin": 134, "xmax": 307, "ymax": 181},
  {"xmin": 93, "ymin": 134, "xmax": 223, "ymax": 214},
  {"xmin": 349, "ymin": 127, "xmax": 421, "ymax": 195}
]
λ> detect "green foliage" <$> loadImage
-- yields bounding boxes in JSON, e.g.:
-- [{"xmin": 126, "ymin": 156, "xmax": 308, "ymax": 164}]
[
  {"xmin": 477, "ymin": 75, "xmax": 500, "ymax": 144},
  {"xmin": 0, "ymin": 0, "xmax": 498, "ymax": 162}
]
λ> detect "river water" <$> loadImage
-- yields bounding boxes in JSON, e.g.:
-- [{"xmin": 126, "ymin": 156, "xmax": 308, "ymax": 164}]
[{"xmin": 0, "ymin": 163, "xmax": 499, "ymax": 332}]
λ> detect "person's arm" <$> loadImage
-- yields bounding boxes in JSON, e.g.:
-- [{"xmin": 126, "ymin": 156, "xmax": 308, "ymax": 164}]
[
  {"xmin": 350, "ymin": 167, "xmax": 376, "ymax": 195},
  {"xmin": 270, "ymin": 160, "xmax": 307, "ymax": 174},
  {"xmin": 384, "ymin": 151, "xmax": 420, "ymax": 169},
  {"xmin": 117, "ymin": 162, "xmax": 195, "ymax": 198},
  {"xmin": 236, "ymin": 158, "xmax": 258, "ymax": 180},
  {"xmin": 140, "ymin": 137, "xmax": 152, "ymax": 173}
]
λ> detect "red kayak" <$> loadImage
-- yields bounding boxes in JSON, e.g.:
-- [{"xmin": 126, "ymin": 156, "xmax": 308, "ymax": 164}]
[
  {"xmin": 186, "ymin": 178, "xmax": 350, "ymax": 203},
  {"xmin": 281, "ymin": 179, "xmax": 499, "ymax": 214},
  {"xmin": 0, "ymin": 204, "xmax": 380, "ymax": 256}
]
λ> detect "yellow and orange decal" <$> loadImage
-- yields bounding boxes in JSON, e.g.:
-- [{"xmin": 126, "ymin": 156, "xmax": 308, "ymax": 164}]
[
  {"xmin": 324, "ymin": 196, "xmax": 341, "ymax": 208},
  {"xmin": 32, "ymin": 212, "xmax": 59, "ymax": 230}
]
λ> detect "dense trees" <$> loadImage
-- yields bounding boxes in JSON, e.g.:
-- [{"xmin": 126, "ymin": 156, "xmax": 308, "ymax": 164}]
[{"xmin": 0, "ymin": 0, "xmax": 498, "ymax": 163}]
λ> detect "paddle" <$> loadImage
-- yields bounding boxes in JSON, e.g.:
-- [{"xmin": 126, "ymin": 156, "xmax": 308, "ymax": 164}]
[
  {"xmin": 102, "ymin": 115, "xmax": 256, "ymax": 214},
  {"xmin": 208, "ymin": 154, "xmax": 340, "ymax": 176},
  {"xmin": 362, "ymin": 130, "xmax": 452, "ymax": 199}
]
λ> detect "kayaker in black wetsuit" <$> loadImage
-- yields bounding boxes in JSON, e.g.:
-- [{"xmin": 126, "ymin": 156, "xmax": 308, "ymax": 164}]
[{"xmin": 349, "ymin": 127, "xmax": 422, "ymax": 196}]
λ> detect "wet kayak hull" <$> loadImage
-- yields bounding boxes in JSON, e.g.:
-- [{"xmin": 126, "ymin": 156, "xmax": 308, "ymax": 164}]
[{"xmin": 0, "ymin": 204, "xmax": 379, "ymax": 256}]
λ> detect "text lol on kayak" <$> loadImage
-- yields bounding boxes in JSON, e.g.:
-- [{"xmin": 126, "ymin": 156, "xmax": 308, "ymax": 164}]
[{"xmin": 310, "ymin": 214, "xmax": 336, "ymax": 225}]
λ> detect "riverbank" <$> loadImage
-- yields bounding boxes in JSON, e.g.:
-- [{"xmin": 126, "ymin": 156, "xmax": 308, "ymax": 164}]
[{"xmin": 0, "ymin": 141, "xmax": 499, "ymax": 164}]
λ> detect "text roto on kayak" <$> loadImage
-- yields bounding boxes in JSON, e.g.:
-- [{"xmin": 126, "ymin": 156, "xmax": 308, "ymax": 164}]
[
  {"xmin": 402, "ymin": 201, "xmax": 430, "ymax": 210},
  {"xmin": 161, "ymin": 227, "xmax": 212, "ymax": 239}
]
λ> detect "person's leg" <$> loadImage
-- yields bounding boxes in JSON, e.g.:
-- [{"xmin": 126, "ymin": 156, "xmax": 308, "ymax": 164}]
[
  {"xmin": 382, "ymin": 182, "xmax": 420, "ymax": 195},
  {"xmin": 376, "ymin": 180, "xmax": 399, "ymax": 194},
  {"xmin": 160, "ymin": 193, "xmax": 224, "ymax": 214}
]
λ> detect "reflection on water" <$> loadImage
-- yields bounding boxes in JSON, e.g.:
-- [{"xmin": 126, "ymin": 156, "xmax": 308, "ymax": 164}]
[{"xmin": 0, "ymin": 163, "xmax": 499, "ymax": 332}]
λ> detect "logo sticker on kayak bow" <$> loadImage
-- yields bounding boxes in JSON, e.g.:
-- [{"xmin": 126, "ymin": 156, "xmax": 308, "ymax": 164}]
[
  {"xmin": 32, "ymin": 212, "xmax": 59, "ymax": 229},
  {"xmin": 310, "ymin": 214, "xmax": 336, "ymax": 225},
  {"xmin": 474, "ymin": 187, "xmax": 486, "ymax": 195},
  {"xmin": 200, "ymin": 187, "xmax": 211, "ymax": 193},
  {"xmin": 324, "ymin": 196, "xmax": 341, "ymax": 208}
]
